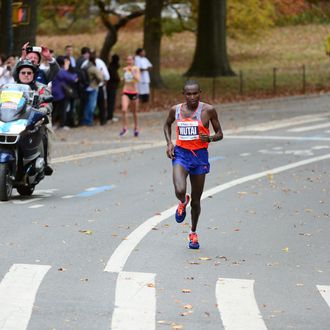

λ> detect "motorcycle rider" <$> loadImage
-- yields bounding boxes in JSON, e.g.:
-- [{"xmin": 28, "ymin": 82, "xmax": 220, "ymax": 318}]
[{"xmin": 13, "ymin": 59, "xmax": 53, "ymax": 175}]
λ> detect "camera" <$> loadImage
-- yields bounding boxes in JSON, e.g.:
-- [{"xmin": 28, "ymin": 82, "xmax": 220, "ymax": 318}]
[{"xmin": 26, "ymin": 46, "xmax": 42, "ymax": 53}]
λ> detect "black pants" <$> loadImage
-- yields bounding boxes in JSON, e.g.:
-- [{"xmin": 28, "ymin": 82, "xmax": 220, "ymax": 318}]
[
  {"xmin": 97, "ymin": 85, "xmax": 107, "ymax": 125},
  {"xmin": 107, "ymin": 88, "xmax": 117, "ymax": 120},
  {"xmin": 53, "ymin": 99, "xmax": 69, "ymax": 127}
]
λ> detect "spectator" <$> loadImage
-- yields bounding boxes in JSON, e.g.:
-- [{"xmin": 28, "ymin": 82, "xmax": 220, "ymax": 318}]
[
  {"xmin": 81, "ymin": 53, "xmax": 104, "ymax": 126},
  {"xmin": 20, "ymin": 42, "xmax": 60, "ymax": 85},
  {"xmin": 0, "ymin": 54, "xmax": 15, "ymax": 86},
  {"xmin": 65, "ymin": 45, "xmax": 76, "ymax": 68},
  {"xmin": 135, "ymin": 48, "xmax": 152, "ymax": 111},
  {"xmin": 76, "ymin": 47, "xmax": 91, "ymax": 125},
  {"xmin": 93, "ymin": 51, "xmax": 110, "ymax": 125},
  {"xmin": 52, "ymin": 56, "xmax": 78, "ymax": 129},
  {"xmin": 107, "ymin": 54, "xmax": 121, "ymax": 122}
]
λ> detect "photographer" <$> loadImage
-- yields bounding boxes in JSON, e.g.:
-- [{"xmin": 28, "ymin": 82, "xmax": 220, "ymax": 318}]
[{"xmin": 20, "ymin": 42, "xmax": 59, "ymax": 85}]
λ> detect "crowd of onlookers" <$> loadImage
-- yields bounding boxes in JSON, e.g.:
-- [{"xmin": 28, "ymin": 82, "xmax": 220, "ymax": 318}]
[{"xmin": 0, "ymin": 44, "xmax": 153, "ymax": 136}]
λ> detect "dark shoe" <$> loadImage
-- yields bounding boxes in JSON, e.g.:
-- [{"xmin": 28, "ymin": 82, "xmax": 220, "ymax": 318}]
[{"xmin": 44, "ymin": 164, "xmax": 53, "ymax": 176}]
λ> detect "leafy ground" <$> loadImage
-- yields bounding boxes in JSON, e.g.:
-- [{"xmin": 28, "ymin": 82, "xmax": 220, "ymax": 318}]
[{"xmin": 38, "ymin": 24, "xmax": 330, "ymax": 109}]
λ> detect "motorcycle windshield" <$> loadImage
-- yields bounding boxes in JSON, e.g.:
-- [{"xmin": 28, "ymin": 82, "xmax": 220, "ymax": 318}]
[{"xmin": 0, "ymin": 84, "xmax": 31, "ymax": 122}]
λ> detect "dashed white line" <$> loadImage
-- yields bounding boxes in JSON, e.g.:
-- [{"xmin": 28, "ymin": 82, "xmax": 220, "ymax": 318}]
[
  {"xmin": 317, "ymin": 285, "xmax": 330, "ymax": 309},
  {"xmin": 0, "ymin": 264, "xmax": 51, "ymax": 330},
  {"xmin": 111, "ymin": 271, "xmax": 156, "ymax": 330},
  {"xmin": 216, "ymin": 278, "xmax": 267, "ymax": 330}
]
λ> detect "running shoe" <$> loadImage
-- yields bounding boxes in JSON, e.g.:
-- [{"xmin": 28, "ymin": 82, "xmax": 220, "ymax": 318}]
[
  {"xmin": 189, "ymin": 232, "xmax": 200, "ymax": 249},
  {"xmin": 119, "ymin": 128, "xmax": 128, "ymax": 136},
  {"xmin": 175, "ymin": 194, "xmax": 190, "ymax": 223},
  {"xmin": 134, "ymin": 129, "xmax": 139, "ymax": 137}
]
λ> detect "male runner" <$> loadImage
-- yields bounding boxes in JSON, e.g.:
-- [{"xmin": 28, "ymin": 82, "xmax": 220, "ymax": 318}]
[{"xmin": 163, "ymin": 80, "xmax": 223, "ymax": 249}]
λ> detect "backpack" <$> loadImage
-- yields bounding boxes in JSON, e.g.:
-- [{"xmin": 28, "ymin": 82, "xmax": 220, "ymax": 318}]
[{"xmin": 76, "ymin": 63, "xmax": 90, "ymax": 90}]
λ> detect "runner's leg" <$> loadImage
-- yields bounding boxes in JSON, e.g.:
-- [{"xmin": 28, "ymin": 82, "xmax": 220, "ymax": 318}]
[
  {"xmin": 189, "ymin": 174, "xmax": 206, "ymax": 232},
  {"xmin": 173, "ymin": 164, "xmax": 188, "ymax": 203}
]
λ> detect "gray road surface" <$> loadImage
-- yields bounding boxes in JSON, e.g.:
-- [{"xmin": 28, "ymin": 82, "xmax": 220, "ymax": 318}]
[{"xmin": 0, "ymin": 94, "xmax": 329, "ymax": 330}]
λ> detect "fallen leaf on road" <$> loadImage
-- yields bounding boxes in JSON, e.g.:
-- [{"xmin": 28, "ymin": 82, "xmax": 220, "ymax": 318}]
[
  {"xmin": 189, "ymin": 261, "xmax": 200, "ymax": 265},
  {"xmin": 282, "ymin": 247, "xmax": 289, "ymax": 252},
  {"xmin": 184, "ymin": 304, "xmax": 193, "ymax": 309},
  {"xmin": 79, "ymin": 230, "xmax": 93, "ymax": 235},
  {"xmin": 58, "ymin": 267, "xmax": 67, "ymax": 272},
  {"xmin": 172, "ymin": 323, "xmax": 183, "ymax": 329},
  {"xmin": 147, "ymin": 283, "xmax": 155, "ymax": 288},
  {"xmin": 267, "ymin": 173, "xmax": 274, "ymax": 182},
  {"xmin": 199, "ymin": 257, "xmax": 212, "ymax": 261},
  {"xmin": 181, "ymin": 289, "xmax": 191, "ymax": 293},
  {"xmin": 181, "ymin": 311, "xmax": 193, "ymax": 316},
  {"xmin": 237, "ymin": 191, "xmax": 247, "ymax": 196}
]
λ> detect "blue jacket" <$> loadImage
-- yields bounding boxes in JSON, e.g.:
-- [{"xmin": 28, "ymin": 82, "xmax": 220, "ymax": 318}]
[{"xmin": 52, "ymin": 68, "xmax": 77, "ymax": 102}]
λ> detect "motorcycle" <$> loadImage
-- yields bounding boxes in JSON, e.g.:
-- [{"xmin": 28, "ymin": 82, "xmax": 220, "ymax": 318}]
[{"xmin": 0, "ymin": 83, "xmax": 53, "ymax": 201}]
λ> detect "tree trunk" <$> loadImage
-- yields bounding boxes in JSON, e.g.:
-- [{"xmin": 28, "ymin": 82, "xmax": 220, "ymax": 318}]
[
  {"xmin": 143, "ymin": 0, "xmax": 165, "ymax": 88},
  {"xmin": 186, "ymin": 0, "xmax": 235, "ymax": 77},
  {"xmin": 99, "ymin": 27, "xmax": 118, "ymax": 63},
  {"xmin": 97, "ymin": 0, "xmax": 144, "ymax": 64}
]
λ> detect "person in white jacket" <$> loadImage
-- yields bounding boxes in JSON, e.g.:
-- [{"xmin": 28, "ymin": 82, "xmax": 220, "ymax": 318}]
[{"xmin": 134, "ymin": 48, "xmax": 152, "ymax": 111}]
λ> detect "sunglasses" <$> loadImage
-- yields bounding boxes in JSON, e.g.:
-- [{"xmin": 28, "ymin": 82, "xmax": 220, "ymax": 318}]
[{"xmin": 20, "ymin": 71, "xmax": 33, "ymax": 75}]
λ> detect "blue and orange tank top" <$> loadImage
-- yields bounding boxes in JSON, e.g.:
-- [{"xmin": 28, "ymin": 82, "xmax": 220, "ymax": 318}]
[{"xmin": 175, "ymin": 102, "xmax": 209, "ymax": 150}]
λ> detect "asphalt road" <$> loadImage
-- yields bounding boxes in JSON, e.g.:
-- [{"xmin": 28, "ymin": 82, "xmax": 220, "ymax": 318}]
[{"xmin": 0, "ymin": 94, "xmax": 329, "ymax": 330}]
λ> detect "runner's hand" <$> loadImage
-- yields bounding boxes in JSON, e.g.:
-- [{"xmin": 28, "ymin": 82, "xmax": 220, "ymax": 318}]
[
  {"xmin": 166, "ymin": 143, "xmax": 175, "ymax": 159},
  {"xmin": 199, "ymin": 133, "xmax": 210, "ymax": 142}
]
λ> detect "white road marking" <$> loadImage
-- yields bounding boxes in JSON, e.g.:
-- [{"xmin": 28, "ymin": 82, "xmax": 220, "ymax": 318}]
[
  {"xmin": 317, "ymin": 285, "xmax": 330, "ymax": 308},
  {"xmin": 216, "ymin": 278, "xmax": 267, "ymax": 330},
  {"xmin": 0, "ymin": 264, "xmax": 51, "ymax": 330},
  {"xmin": 52, "ymin": 141, "xmax": 165, "ymax": 164},
  {"xmin": 225, "ymin": 135, "xmax": 330, "ymax": 141},
  {"xmin": 105, "ymin": 153, "xmax": 330, "ymax": 273},
  {"xmin": 287, "ymin": 122, "xmax": 330, "ymax": 133},
  {"xmin": 224, "ymin": 114, "xmax": 328, "ymax": 134},
  {"xmin": 12, "ymin": 198, "xmax": 42, "ymax": 205},
  {"xmin": 111, "ymin": 271, "xmax": 156, "ymax": 330},
  {"xmin": 312, "ymin": 145, "xmax": 330, "ymax": 150},
  {"xmin": 28, "ymin": 204, "xmax": 43, "ymax": 209},
  {"xmin": 258, "ymin": 149, "xmax": 314, "ymax": 156}
]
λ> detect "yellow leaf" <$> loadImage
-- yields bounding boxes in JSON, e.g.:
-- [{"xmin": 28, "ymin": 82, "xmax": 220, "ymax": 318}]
[
  {"xmin": 267, "ymin": 173, "xmax": 274, "ymax": 180},
  {"xmin": 282, "ymin": 247, "xmax": 289, "ymax": 252},
  {"xmin": 199, "ymin": 257, "xmax": 212, "ymax": 261},
  {"xmin": 79, "ymin": 230, "xmax": 93, "ymax": 235}
]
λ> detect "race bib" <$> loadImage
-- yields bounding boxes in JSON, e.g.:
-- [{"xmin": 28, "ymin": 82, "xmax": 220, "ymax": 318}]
[
  {"xmin": 177, "ymin": 120, "xmax": 199, "ymax": 140},
  {"xmin": 124, "ymin": 71, "xmax": 134, "ymax": 82}
]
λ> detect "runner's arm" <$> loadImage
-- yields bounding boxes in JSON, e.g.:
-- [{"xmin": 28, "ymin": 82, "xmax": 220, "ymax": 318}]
[
  {"xmin": 200, "ymin": 107, "xmax": 223, "ymax": 143},
  {"xmin": 163, "ymin": 107, "xmax": 176, "ymax": 159}
]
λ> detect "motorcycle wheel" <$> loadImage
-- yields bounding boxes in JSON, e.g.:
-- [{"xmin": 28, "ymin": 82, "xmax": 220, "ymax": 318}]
[
  {"xmin": 0, "ymin": 163, "xmax": 13, "ymax": 201},
  {"xmin": 17, "ymin": 185, "xmax": 35, "ymax": 196}
]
